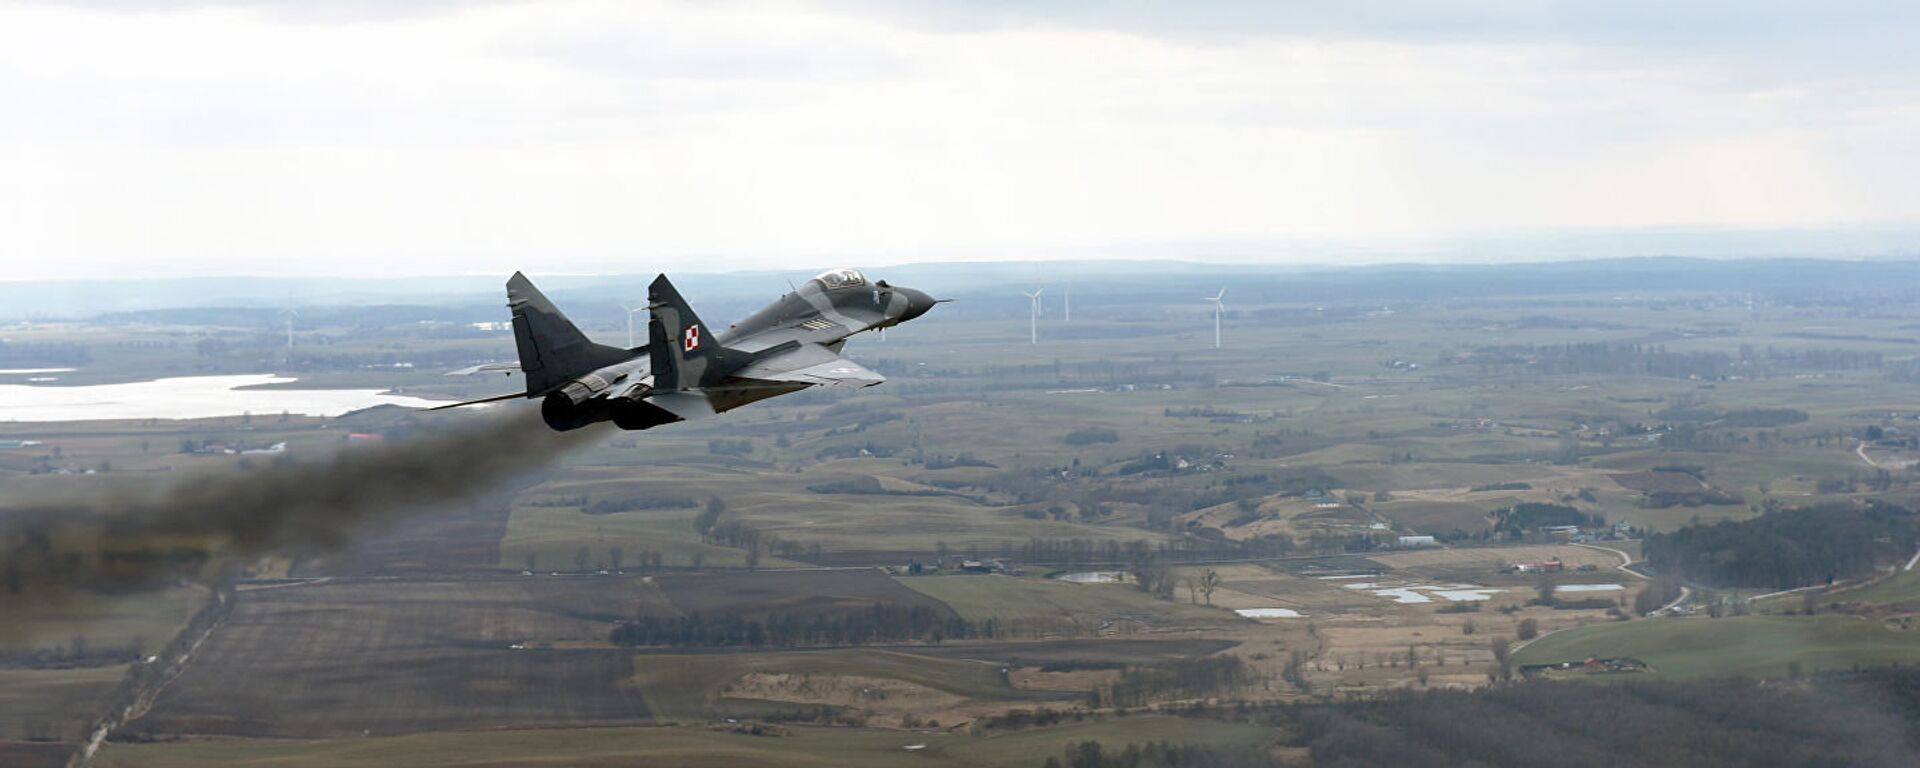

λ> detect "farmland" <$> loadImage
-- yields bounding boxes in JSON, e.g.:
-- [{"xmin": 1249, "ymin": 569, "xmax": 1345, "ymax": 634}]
[
  {"xmin": 130, "ymin": 580, "xmax": 665, "ymax": 738},
  {"xmin": 11, "ymin": 259, "xmax": 1920, "ymax": 763},
  {"xmin": 1512, "ymin": 614, "xmax": 1920, "ymax": 678},
  {"xmin": 97, "ymin": 716, "xmax": 1280, "ymax": 768}
]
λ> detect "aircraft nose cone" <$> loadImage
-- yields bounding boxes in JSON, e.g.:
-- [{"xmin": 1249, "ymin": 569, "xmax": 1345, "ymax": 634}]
[{"xmin": 898, "ymin": 288, "xmax": 939, "ymax": 323}]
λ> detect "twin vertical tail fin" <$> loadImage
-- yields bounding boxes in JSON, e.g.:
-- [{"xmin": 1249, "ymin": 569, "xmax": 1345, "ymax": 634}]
[
  {"xmin": 507, "ymin": 272, "xmax": 631, "ymax": 396},
  {"xmin": 647, "ymin": 274, "xmax": 733, "ymax": 391}
]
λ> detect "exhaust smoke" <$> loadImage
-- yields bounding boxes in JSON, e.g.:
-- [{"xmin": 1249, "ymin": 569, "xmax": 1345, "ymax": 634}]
[{"xmin": 0, "ymin": 407, "xmax": 602, "ymax": 634}]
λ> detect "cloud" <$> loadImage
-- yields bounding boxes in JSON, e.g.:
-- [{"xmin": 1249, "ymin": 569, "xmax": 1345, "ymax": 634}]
[{"xmin": 0, "ymin": 0, "xmax": 1915, "ymax": 279}]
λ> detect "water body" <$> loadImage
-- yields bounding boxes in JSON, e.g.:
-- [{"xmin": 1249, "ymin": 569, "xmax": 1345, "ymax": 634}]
[
  {"xmin": 1431, "ymin": 587, "xmax": 1504, "ymax": 602},
  {"xmin": 1555, "ymin": 584, "xmax": 1625, "ymax": 593},
  {"xmin": 1345, "ymin": 580, "xmax": 1505, "ymax": 603},
  {"xmin": 1236, "ymin": 608, "xmax": 1304, "ymax": 618},
  {"xmin": 0, "ymin": 374, "xmax": 443, "ymax": 422},
  {"xmin": 1056, "ymin": 571, "xmax": 1125, "ymax": 584},
  {"xmin": 1373, "ymin": 587, "xmax": 1432, "ymax": 604}
]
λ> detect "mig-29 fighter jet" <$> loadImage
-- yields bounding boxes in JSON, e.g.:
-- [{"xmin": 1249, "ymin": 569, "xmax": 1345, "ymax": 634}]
[{"xmin": 440, "ymin": 269, "xmax": 942, "ymax": 431}]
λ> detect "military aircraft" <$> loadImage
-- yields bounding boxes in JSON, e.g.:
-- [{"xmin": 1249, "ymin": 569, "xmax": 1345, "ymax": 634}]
[{"xmin": 440, "ymin": 269, "xmax": 942, "ymax": 431}]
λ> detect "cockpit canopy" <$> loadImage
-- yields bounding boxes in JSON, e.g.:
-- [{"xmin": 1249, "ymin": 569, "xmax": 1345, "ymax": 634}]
[{"xmin": 813, "ymin": 268, "xmax": 867, "ymax": 289}]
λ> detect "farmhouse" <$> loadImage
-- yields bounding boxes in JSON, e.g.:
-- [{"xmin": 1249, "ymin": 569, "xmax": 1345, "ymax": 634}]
[
  {"xmin": 1395, "ymin": 535, "xmax": 1437, "ymax": 548},
  {"xmin": 1303, "ymin": 491, "xmax": 1343, "ymax": 509}
]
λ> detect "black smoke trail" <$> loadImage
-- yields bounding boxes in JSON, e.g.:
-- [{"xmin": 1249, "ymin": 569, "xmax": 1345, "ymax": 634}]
[{"xmin": 0, "ymin": 407, "xmax": 603, "ymax": 625}]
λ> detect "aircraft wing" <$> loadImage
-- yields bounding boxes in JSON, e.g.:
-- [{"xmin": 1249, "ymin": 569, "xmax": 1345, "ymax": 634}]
[{"xmin": 730, "ymin": 343, "xmax": 885, "ymax": 389}]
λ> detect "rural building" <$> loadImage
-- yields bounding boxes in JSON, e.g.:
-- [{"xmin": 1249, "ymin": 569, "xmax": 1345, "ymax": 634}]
[
  {"xmin": 1515, "ymin": 559, "xmax": 1565, "ymax": 573},
  {"xmin": 1395, "ymin": 535, "xmax": 1437, "ymax": 548},
  {"xmin": 1303, "ymin": 491, "xmax": 1342, "ymax": 509}
]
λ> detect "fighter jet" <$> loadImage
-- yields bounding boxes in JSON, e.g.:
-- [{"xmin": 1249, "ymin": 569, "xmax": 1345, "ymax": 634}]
[{"xmin": 440, "ymin": 269, "xmax": 942, "ymax": 431}]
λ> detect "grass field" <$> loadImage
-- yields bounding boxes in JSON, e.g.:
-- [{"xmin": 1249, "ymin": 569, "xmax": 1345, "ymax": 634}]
[
  {"xmin": 628, "ymin": 647, "xmax": 1074, "ymax": 722},
  {"xmin": 1831, "ymin": 568, "xmax": 1920, "ymax": 608},
  {"xmin": 653, "ymin": 569, "xmax": 955, "ymax": 619},
  {"xmin": 1513, "ymin": 614, "xmax": 1920, "ymax": 678},
  {"xmin": 0, "ymin": 665, "xmax": 125, "ymax": 741},
  {"xmin": 131, "ymin": 580, "xmax": 669, "ymax": 738},
  {"xmin": 1, "ymin": 587, "xmax": 204, "ymax": 655},
  {"xmin": 897, "ymin": 575, "xmax": 1242, "ymax": 635},
  {"xmin": 98, "ymin": 716, "xmax": 1277, "ymax": 768}
]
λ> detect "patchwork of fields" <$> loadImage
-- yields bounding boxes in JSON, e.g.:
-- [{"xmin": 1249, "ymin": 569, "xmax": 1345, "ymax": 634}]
[{"xmin": 14, "ymin": 268, "xmax": 1920, "ymax": 763}]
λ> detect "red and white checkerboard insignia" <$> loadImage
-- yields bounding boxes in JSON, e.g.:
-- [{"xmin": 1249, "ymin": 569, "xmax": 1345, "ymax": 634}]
[{"xmin": 682, "ymin": 325, "xmax": 701, "ymax": 352}]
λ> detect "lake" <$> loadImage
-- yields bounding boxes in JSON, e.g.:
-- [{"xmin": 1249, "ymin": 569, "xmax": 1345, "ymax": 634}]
[{"xmin": 0, "ymin": 374, "xmax": 445, "ymax": 421}]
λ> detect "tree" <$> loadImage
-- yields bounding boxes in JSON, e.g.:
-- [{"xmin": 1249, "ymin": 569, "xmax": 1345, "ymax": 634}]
[
  {"xmin": 1517, "ymin": 618, "xmax": 1539, "ymax": 640},
  {"xmin": 745, "ymin": 539, "xmax": 763, "ymax": 571},
  {"xmin": 1199, "ymin": 568, "xmax": 1223, "ymax": 606},
  {"xmin": 1184, "ymin": 577, "xmax": 1200, "ymax": 604},
  {"xmin": 691, "ymin": 550, "xmax": 707, "ymax": 569},
  {"xmin": 524, "ymin": 552, "xmax": 537, "ymax": 573},
  {"xmin": 1535, "ymin": 574, "xmax": 1558, "ymax": 604},
  {"xmin": 695, "ymin": 496, "xmax": 726, "ymax": 538},
  {"xmin": 574, "ymin": 545, "xmax": 591, "ymax": 572},
  {"xmin": 608, "ymin": 546, "xmax": 624, "ymax": 573},
  {"xmin": 1490, "ymin": 636, "xmax": 1513, "ymax": 682}
]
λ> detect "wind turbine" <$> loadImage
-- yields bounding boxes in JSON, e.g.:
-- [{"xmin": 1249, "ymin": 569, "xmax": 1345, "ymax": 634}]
[
  {"xmin": 1022, "ymin": 288, "xmax": 1044, "ymax": 345},
  {"xmin": 1204, "ymin": 288, "xmax": 1225, "ymax": 349},
  {"xmin": 620, "ymin": 303, "xmax": 646, "ymax": 348}
]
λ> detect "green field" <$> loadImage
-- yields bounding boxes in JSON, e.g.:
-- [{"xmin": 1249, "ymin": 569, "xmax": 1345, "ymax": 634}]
[
  {"xmin": 1514, "ymin": 614, "xmax": 1920, "ymax": 678},
  {"xmin": 98, "ymin": 716, "xmax": 1276, "ymax": 768},
  {"xmin": 1832, "ymin": 568, "xmax": 1920, "ymax": 608}
]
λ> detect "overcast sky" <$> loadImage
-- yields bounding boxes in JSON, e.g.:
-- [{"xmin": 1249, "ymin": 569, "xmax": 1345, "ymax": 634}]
[{"xmin": 2, "ymin": 0, "xmax": 1917, "ymax": 280}]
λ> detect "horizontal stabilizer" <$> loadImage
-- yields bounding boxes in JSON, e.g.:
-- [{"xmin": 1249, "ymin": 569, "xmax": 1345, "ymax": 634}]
[{"xmin": 648, "ymin": 390, "xmax": 718, "ymax": 420}]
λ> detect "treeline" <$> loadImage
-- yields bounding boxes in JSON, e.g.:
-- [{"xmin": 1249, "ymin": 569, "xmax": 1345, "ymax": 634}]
[
  {"xmin": 581, "ymin": 496, "xmax": 698, "ymax": 514},
  {"xmin": 1644, "ymin": 502, "xmax": 1920, "ymax": 589},
  {"xmin": 0, "ymin": 636, "xmax": 141, "ymax": 670},
  {"xmin": 1285, "ymin": 669, "xmax": 1920, "ymax": 768},
  {"xmin": 0, "ymin": 340, "xmax": 90, "ymax": 367},
  {"xmin": 1016, "ymin": 667, "xmax": 1920, "ymax": 767},
  {"xmin": 1490, "ymin": 503, "xmax": 1602, "ymax": 538},
  {"xmin": 607, "ymin": 603, "xmax": 991, "ymax": 648},
  {"xmin": 1040, "ymin": 741, "xmax": 1281, "ymax": 768},
  {"xmin": 1095, "ymin": 656, "xmax": 1252, "ymax": 709},
  {"xmin": 1065, "ymin": 427, "xmax": 1121, "ymax": 446},
  {"xmin": 1016, "ymin": 536, "xmax": 1297, "ymax": 568}
]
